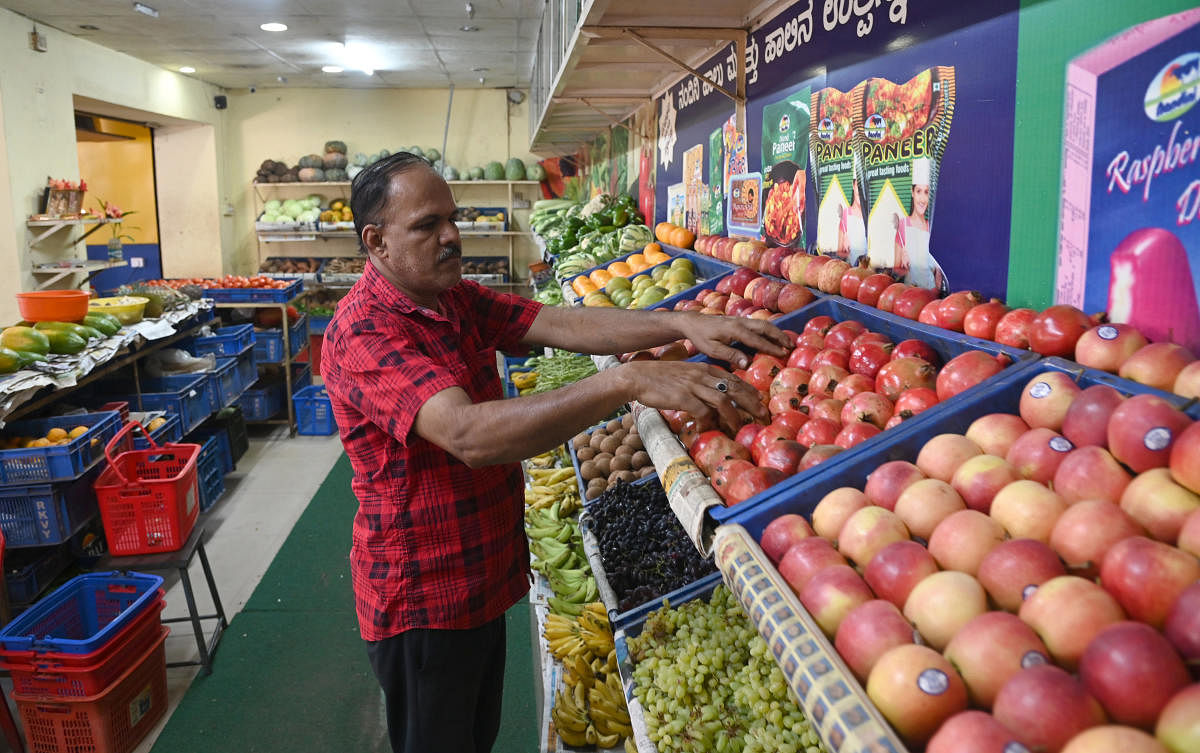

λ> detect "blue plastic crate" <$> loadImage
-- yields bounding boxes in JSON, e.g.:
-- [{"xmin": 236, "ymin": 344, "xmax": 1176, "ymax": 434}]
[
  {"xmin": 686, "ymin": 296, "xmax": 1039, "ymax": 525},
  {"xmin": 502, "ymin": 355, "xmax": 532, "ymax": 399},
  {"xmin": 0, "ymin": 571, "xmax": 164, "ymax": 654},
  {"xmin": 237, "ymin": 380, "xmax": 283, "ymax": 421},
  {"xmin": 208, "ymin": 357, "xmax": 239, "ymax": 408},
  {"xmin": 0, "ymin": 466, "xmax": 102, "ymax": 549},
  {"xmin": 202, "ymin": 278, "xmax": 302, "ymax": 303},
  {"xmin": 291, "ymin": 362, "xmax": 312, "ymax": 393},
  {"xmin": 0, "ymin": 411, "xmax": 122, "ymax": 485},
  {"xmin": 131, "ymin": 414, "xmax": 182, "ymax": 450},
  {"xmin": 308, "ymin": 314, "xmax": 332, "ymax": 334},
  {"xmin": 196, "ymin": 436, "xmax": 225, "ymax": 512},
  {"xmin": 189, "ymin": 426, "xmax": 233, "ymax": 475},
  {"xmin": 568, "ymin": 421, "xmax": 656, "ymax": 504},
  {"xmin": 565, "ymin": 252, "xmax": 730, "ymax": 307},
  {"xmin": 107, "ymin": 374, "xmax": 212, "ymax": 434},
  {"xmin": 293, "ymin": 386, "xmax": 337, "ymax": 436},
  {"xmin": 726, "ymin": 356, "xmax": 1199, "ymax": 538},
  {"xmin": 233, "ymin": 345, "xmax": 256, "ymax": 395},
  {"xmin": 5, "ymin": 542, "xmax": 73, "ymax": 606},
  {"xmin": 253, "ymin": 315, "xmax": 309, "ymax": 363},
  {"xmin": 184, "ymin": 324, "xmax": 255, "ymax": 358}
]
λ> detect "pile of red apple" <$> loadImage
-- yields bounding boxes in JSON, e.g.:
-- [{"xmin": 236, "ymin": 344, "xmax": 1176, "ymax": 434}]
[
  {"xmin": 661, "ymin": 314, "xmax": 1014, "ymax": 505},
  {"xmin": 755, "ymin": 368, "xmax": 1200, "ymax": 753}
]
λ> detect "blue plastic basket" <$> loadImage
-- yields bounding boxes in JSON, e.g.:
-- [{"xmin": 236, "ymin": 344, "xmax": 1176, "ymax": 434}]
[
  {"xmin": 238, "ymin": 381, "xmax": 283, "ymax": 421},
  {"xmin": 233, "ymin": 345, "xmax": 256, "ymax": 395},
  {"xmin": 189, "ymin": 427, "xmax": 233, "ymax": 475},
  {"xmin": 202, "ymin": 278, "xmax": 302, "ymax": 303},
  {"xmin": 0, "ymin": 571, "xmax": 165, "ymax": 654},
  {"xmin": 692, "ymin": 297, "xmax": 1039, "ymax": 524},
  {"xmin": 727, "ymin": 356, "xmax": 1200, "ymax": 538},
  {"xmin": 208, "ymin": 357, "xmax": 240, "ymax": 408},
  {"xmin": 291, "ymin": 363, "xmax": 312, "ymax": 393},
  {"xmin": 253, "ymin": 315, "xmax": 309, "ymax": 363},
  {"xmin": 0, "ymin": 466, "xmax": 102, "ymax": 549},
  {"xmin": 5, "ymin": 542, "xmax": 73, "ymax": 606},
  {"xmin": 107, "ymin": 374, "xmax": 212, "ymax": 435},
  {"xmin": 0, "ymin": 411, "xmax": 122, "ymax": 485},
  {"xmin": 196, "ymin": 436, "xmax": 225, "ymax": 512},
  {"xmin": 308, "ymin": 314, "xmax": 332, "ymax": 334},
  {"xmin": 184, "ymin": 324, "xmax": 255, "ymax": 358},
  {"xmin": 502, "ymin": 355, "xmax": 532, "ymax": 399},
  {"xmin": 131, "ymin": 414, "xmax": 182, "ymax": 451},
  {"xmin": 568, "ymin": 421, "xmax": 656, "ymax": 504},
  {"xmin": 293, "ymin": 386, "xmax": 336, "ymax": 436}
]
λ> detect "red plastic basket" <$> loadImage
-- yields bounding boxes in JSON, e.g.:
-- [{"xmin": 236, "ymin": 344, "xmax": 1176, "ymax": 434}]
[
  {"xmin": 13, "ymin": 627, "xmax": 168, "ymax": 753},
  {"xmin": 92, "ymin": 422, "xmax": 200, "ymax": 557},
  {"xmin": 0, "ymin": 596, "xmax": 165, "ymax": 699}
]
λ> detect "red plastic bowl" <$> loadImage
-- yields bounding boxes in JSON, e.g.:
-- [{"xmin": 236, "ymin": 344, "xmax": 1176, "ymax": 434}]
[{"xmin": 15, "ymin": 290, "xmax": 90, "ymax": 322}]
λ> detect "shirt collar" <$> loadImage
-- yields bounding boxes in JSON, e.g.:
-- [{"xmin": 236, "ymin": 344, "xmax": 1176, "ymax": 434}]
[{"xmin": 362, "ymin": 259, "xmax": 457, "ymax": 324}]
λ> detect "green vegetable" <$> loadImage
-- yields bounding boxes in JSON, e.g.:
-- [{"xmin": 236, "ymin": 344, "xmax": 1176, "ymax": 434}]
[{"xmin": 521, "ymin": 351, "xmax": 598, "ymax": 394}]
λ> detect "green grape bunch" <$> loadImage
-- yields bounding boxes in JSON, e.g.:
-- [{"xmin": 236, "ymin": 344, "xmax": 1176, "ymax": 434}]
[{"xmin": 626, "ymin": 586, "xmax": 828, "ymax": 753}]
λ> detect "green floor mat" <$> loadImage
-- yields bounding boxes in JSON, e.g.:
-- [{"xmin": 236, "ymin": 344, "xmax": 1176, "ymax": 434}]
[{"xmin": 152, "ymin": 453, "xmax": 538, "ymax": 753}]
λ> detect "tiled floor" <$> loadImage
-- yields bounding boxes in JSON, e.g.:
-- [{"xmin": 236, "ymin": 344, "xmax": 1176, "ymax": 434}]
[{"xmin": 123, "ymin": 426, "xmax": 347, "ymax": 753}]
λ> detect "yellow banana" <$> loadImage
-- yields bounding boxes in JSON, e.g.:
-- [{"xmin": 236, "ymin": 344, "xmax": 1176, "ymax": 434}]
[{"xmin": 596, "ymin": 728, "xmax": 621, "ymax": 748}]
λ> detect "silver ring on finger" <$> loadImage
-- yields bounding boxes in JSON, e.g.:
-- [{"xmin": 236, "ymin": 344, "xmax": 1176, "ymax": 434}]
[{"xmin": 715, "ymin": 379, "xmax": 729, "ymax": 393}]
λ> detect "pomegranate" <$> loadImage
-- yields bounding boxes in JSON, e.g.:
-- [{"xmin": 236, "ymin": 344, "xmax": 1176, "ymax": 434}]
[
  {"xmin": 1029, "ymin": 305, "xmax": 1092, "ymax": 357},
  {"xmin": 842, "ymin": 391, "xmax": 895, "ymax": 429},
  {"xmin": 892, "ymin": 339, "xmax": 942, "ymax": 367},
  {"xmin": 893, "ymin": 387, "xmax": 940, "ymax": 419},
  {"xmin": 857, "ymin": 274, "xmax": 895, "ymax": 307},
  {"xmin": 809, "ymin": 365, "xmax": 850, "ymax": 398},
  {"xmin": 840, "ymin": 263, "xmax": 873, "ymax": 300},
  {"xmin": 962, "ymin": 299, "xmax": 1010, "ymax": 340},
  {"xmin": 835, "ymin": 422, "xmax": 882, "ymax": 448},
  {"xmin": 786, "ymin": 345, "xmax": 820, "ymax": 371},
  {"xmin": 936, "ymin": 351, "xmax": 1008, "ymax": 400},
  {"xmin": 804, "ymin": 315, "xmax": 836, "ymax": 337},
  {"xmin": 918, "ymin": 299, "xmax": 942, "ymax": 325},
  {"xmin": 994, "ymin": 307, "xmax": 1037, "ymax": 350},
  {"xmin": 876, "ymin": 283, "xmax": 911, "ymax": 313},
  {"xmin": 935, "ymin": 290, "xmax": 984, "ymax": 332},
  {"xmin": 876, "ymin": 358, "xmax": 937, "ymax": 401},
  {"xmin": 893, "ymin": 287, "xmax": 940, "ymax": 321},
  {"xmin": 833, "ymin": 373, "xmax": 876, "ymax": 401},
  {"xmin": 848, "ymin": 341, "xmax": 894, "ymax": 379},
  {"xmin": 813, "ymin": 348, "xmax": 851, "ymax": 371},
  {"xmin": 824, "ymin": 321, "xmax": 868, "ymax": 352}
]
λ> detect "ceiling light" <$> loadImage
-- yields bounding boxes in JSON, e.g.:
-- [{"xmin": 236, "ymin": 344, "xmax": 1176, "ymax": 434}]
[
  {"xmin": 322, "ymin": 65, "xmax": 343, "ymax": 73},
  {"xmin": 260, "ymin": 22, "xmax": 287, "ymax": 32},
  {"xmin": 178, "ymin": 66, "xmax": 195, "ymax": 73},
  {"xmin": 460, "ymin": 25, "xmax": 479, "ymax": 32},
  {"xmin": 336, "ymin": 41, "xmax": 382, "ymax": 76},
  {"xmin": 465, "ymin": 2, "xmax": 475, "ymax": 19},
  {"xmin": 276, "ymin": 76, "xmax": 288, "ymax": 83},
  {"xmin": 132, "ymin": 2, "xmax": 159, "ymax": 18}
]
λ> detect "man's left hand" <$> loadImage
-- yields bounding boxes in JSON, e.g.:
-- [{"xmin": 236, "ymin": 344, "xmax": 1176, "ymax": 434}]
[{"xmin": 678, "ymin": 314, "xmax": 793, "ymax": 370}]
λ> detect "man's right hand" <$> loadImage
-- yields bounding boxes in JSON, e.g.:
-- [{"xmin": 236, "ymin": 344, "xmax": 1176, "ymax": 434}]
[{"xmin": 615, "ymin": 360, "xmax": 765, "ymax": 435}]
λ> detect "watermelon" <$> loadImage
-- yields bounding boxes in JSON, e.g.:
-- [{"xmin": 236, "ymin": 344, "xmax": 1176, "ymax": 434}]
[
  {"xmin": 425, "ymin": 148, "xmax": 441, "ymax": 162},
  {"xmin": 505, "ymin": 158, "xmax": 526, "ymax": 181},
  {"xmin": 468, "ymin": 166, "xmax": 484, "ymax": 181},
  {"xmin": 527, "ymin": 162, "xmax": 547, "ymax": 181},
  {"xmin": 483, "ymin": 161, "xmax": 505, "ymax": 181},
  {"xmin": 325, "ymin": 168, "xmax": 348, "ymax": 181},
  {"xmin": 441, "ymin": 165, "xmax": 460, "ymax": 181},
  {"xmin": 298, "ymin": 167, "xmax": 325, "ymax": 182},
  {"xmin": 409, "ymin": 146, "xmax": 425, "ymax": 158}
]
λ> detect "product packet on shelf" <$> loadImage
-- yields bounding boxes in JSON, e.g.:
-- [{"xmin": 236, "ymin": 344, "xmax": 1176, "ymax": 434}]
[
  {"xmin": 855, "ymin": 66, "xmax": 957, "ymax": 294},
  {"xmin": 810, "ymin": 85, "xmax": 867, "ymax": 264},
  {"xmin": 761, "ymin": 87, "xmax": 812, "ymax": 250}
]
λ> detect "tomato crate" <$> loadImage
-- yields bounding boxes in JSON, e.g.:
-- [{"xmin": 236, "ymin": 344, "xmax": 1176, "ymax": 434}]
[
  {"xmin": 0, "ymin": 599, "xmax": 165, "ymax": 699},
  {"xmin": 0, "ymin": 571, "xmax": 164, "ymax": 654},
  {"xmin": 685, "ymin": 296, "xmax": 1040, "ymax": 525},
  {"xmin": 93, "ymin": 424, "xmax": 201, "ymax": 558},
  {"xmin": 183, "ymin": 323, "xmax": 255, "ymax": 358},
  {"xmin": 0, "ymin": 411, "xmax": 121, "ymax": 485},
  {"xmin": 0, "ymin": 465, "xmax": 102, "ymax": 549},
  {"xmin": 253, "ymin": 315, "xmax": 309, "ymax": 363},
  {"xmin": 293, "ymin": 385, "xmax": 336, "ymax": 436},
  {"xmin": 13, "ymin": 628, "xmax": 168, "ymax": 753},
  {"xmin": 727, "ymin": 356, "xmax": 1200, "ymax": 537},
  {"xmin": 5, "ymin": 542, "xmax": 74, "ymax": 606},
  {"xmin": 104, "ymin": 374, "xmax": 213, "ymax": 435},
  {"xmin": 201, "ymin": 278, "xmax": 302, "ymax": 303}
]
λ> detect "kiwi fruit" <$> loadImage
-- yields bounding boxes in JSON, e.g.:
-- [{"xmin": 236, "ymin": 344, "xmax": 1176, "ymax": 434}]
[
  {"xmin": 610, "ymin": 470, "xmax": 638, "ymax": 484},
  {"xmin": 579, "ymin": 459, "xmax": 599, "ymax": 481},
  {"xmin": 588, "ymin": 476, "xmax": 608, "ymax": 491},
  {"xmin": 576, "ymin": 446, "xmax": 596, "ymax": 462},
  {"xmin": 621, "ymin": 413, "xmax": 634, "ymax": 430},
  {"xmin": 588, "ymin": 432, "xmax": 606, "ymax": 451},
  {"xmin": 571, "ymin": 432, "xmax": 590, "ymax": 450},
  {"xmin": 609, "ymin": 428, "xmax": 627, "ymax": 445},
  {"xmin": 606, "ymin": 418, "xmax": 622, "ymax": 433},
  {"xmin": 599, "ymin": 435, "xmax": 621, "ymax": 454},
  {"xmin": 624, "ymin": 434, "xmax": 644, "ymax": 451},
  {"xmin": 593, "ymin": 455, "xmax": 612, "ymax": 477},
  {"xmin": 637, "ymin": 465, "xmax": 656, "ymax": 478},
  {"xmin": 610, "ymin": 454, "xmax": 632, "ymax": 472},
  {"xmin": 585, "ymin": 485, "xmax": 604, "ymax": 501},
  {"xmin": 614, "ymin": 444, "xmax": 633, "ymax": 458},
  {"xmin": 630, "ymin": 450, "xmax": 651, "ymax": 469}
]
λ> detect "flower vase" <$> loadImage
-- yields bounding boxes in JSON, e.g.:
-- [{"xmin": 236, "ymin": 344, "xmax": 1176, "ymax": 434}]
[{"xmin": 107, "ymin": 237, "xmax": 123, "ymax": 261}]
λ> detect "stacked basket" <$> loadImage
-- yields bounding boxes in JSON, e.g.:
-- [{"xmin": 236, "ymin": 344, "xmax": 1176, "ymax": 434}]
[{"xmin": 0, "ymin": 571, "xmax": 167, "ymax": 753}]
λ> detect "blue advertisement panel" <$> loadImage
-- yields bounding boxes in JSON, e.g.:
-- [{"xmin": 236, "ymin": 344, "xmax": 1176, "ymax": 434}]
[{"xmin": 655, "ymin": 0, "xmax": 1019, "ymax": 299}]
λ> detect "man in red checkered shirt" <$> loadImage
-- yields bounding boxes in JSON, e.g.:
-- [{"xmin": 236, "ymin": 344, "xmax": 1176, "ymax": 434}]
[{"xmin": 322, "ymin": 152, "xmax": 789, "ymax": 753}]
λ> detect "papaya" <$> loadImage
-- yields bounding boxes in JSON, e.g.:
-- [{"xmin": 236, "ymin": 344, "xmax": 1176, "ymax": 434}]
[
  {"xmin": 13, "ymin": 350, "xmax": 46, "ymax": 368},
  {"xmin": 0, "ymin": 348, "xmax": 20, "ymax": 375},
  {"xmin": 43, "ymin": 330, "xmax": 86, "ymax": 355},
  {"xmin": 0, "ymin": 326, "xmax": 50, "ymax": 355},
  {"xmin": 34, "ymin": 321, "xmax": 96, "ymax": 341},
  {"xmin": 85, "ymin": 311, "xmax": 122, "ymax": 331},
  {"xmin": 77, "ymin": 325, "xmax": 105, "ymax": 341},
  {"xmin": 82, "ymin": 315, "xmax": 120, "ymax": 337}
]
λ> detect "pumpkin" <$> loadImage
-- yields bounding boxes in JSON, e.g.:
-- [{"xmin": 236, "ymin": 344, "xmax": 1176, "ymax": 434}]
[
  {"xmin": 298, "ymin": 154, "xmax": 324, "ymax": 169},
  {"xmin": 298, "ymin": 167, "xmax": 326, "ymax": 182},
  {"xmin": 324, "ymin": 140, "xmax": 347, "ymax": 154},
  {"xmin": 322, "ymin": 152, "xmax": 348, "ymax": 169}
]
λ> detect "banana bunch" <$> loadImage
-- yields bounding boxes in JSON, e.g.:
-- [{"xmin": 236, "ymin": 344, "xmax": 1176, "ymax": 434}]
[
  {"xmin": 526, "ymin": 445, "xmax": 567, "ymax": 470},
  {"xmin": 511, "ymin": 370, "xmax": 538, "ymax": 391},
  {"xmin": 578, "ymin": 603, "xmax": 615, "ymax": 658},
  {"xmin": 589, "ymin": 670, "xmax": 634, "ymax": 741},
  {"xmin": 547, "ymin": 566, "xmax": 598, "ymax": 617},
  {"xmin": 548, "ymin": 604, "xmax": 633, "ymax": 749},
  {"xmin": 544, "ymin": 612, "xmax": 587, "ymax": 662},
  {"xmin": 525, "ymin": 466, "xmax": 582, "ymax": 516}
]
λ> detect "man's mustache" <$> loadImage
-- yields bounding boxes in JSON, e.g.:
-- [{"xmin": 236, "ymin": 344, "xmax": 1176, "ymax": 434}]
[{"xmin": 438, "ymin": 245, "xmax": 462, "ymax": 262}]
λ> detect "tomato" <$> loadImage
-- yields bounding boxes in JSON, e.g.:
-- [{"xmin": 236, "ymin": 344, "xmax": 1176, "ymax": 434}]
[
  {"xmin": 1028, "ymin": 305, "xmax": 1092, "ymax": 357},
  {"xmin": 935, "ymin": 351, "xmax": 1008, "ymax": 400}
]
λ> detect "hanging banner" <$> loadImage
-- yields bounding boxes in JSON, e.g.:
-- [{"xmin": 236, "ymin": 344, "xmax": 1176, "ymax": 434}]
[{"xmin": 761, "ymin": 87, "xmax": 812, "ymax": 249}]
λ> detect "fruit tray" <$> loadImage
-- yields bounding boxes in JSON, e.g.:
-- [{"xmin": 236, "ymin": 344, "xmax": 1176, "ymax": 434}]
[
  {"xmin": 0, "ymin": 411, "xmax": 122, "ymax": 485},
  {"xmin": 560, "ymin": 243, "xmax": 692, "ymax": 290},
  {"xmin": 647, "ymin": 269, "xmax": 824, "ymax": 314},
  {"xmin": 685, "ymin": 296, "xmax": 1039, "ymax": 525},
  {"xmin": 728, "ymin": 355, "xmax": 1200, "ymax": 536},
  {"xmin": 201, "ymin": 278, "xmax": 302, "ymax": 303},
  {"xmin": 567, "ymin": 419, "xmax": 656, "ymax": 505},
  {"xmin": 566, "ymin": 252, "xmax": 732, "ymax": 308},
  {"xmin": 253, "ymin": 314, "xmax": 309, "ymax": 363},
  {"xmin": 0, "ymin": 571, "xmax": 164, "ymax": 654},
  {"xmin": 0, "ymin": 465, "xmax": 102, "ymax": 549},
  {"xmin": 501, "ymin": 354, "xmax": 533, "ymax": 399},
  {"xmin": 184, "ymin": 323, "xmax": 255, "ymax": 358}
]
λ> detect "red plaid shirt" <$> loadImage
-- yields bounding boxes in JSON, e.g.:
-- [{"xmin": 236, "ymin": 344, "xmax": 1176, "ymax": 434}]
[{"xmin": 322, "ymin": 262, "xmax": 542, "ymax": 640}]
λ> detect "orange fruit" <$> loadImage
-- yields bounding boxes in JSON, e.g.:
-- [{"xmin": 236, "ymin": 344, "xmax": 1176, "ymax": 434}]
[
  {"xmin": 655, "ymin": 222, "xmax": 673, "ymax": 243},
  {"xmin": 606, "ymin": 261, "xmax": 633, "ymax": 278},
  {"xmin": 589, "ymin": 269, "xmax": 613, "ymax": 288},
  {"xmin": 572, "ymin": 276, "xmax": 598, "ymax": 297},
  {"xmin": 625, "ymin": 254, "xmax": 648, "ymax": 272}
]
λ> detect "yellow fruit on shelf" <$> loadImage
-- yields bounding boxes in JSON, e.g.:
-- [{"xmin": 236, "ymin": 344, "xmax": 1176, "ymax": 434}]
[
  {"xmin": 68, "ymin": 426, "xmax": 88, "ymax": 439},
  {"xmin": 606, "ymin": 261, "xmax": 633, "ymax": 278},
  {"xmin": 146, "ymin": 417, "xmax": 168, "ymax": 431},
  {"xmin": 46, "ymin": 428, "xmax": 68, "ymax": 443},
  {"xmin": 29, "ymin": 438, "xmax": 51, "ymax": 448},
  {"xmin": 588, "ymin": 269, "xmax": 613, "ymax": 288}
]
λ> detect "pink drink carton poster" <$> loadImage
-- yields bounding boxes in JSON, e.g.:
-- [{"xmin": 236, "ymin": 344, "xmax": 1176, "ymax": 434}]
[{"xmin": 1056, "ymin": 10, "xmax": 1200, "ymax": 352}]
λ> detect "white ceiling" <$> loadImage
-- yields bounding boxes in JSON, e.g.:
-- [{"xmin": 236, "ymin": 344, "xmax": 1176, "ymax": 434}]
[{"xmin": 1, "ymin": 0, "xmax": 546, "ymax": 90}]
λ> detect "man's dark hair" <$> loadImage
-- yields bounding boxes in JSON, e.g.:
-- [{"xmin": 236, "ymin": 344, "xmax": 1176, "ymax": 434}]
[{"xmin": 350, "ymin": 151, "xmax": 435, "ymax": 253}]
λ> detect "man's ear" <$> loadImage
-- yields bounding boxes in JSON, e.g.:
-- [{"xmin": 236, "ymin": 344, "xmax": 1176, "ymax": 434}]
[{"xmin": 361, "ymin": 224, "xmax": 384, "ymax": 257}]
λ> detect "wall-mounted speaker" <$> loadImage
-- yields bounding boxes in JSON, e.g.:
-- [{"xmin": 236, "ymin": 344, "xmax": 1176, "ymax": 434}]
[{"xmin": 214, "ymin": 95, "xmax": 227, "ymax": 110}]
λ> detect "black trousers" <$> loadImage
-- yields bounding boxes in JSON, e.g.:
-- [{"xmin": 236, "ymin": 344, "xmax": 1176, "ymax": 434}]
[{"xmin": 366, "ymin": 615, "xmax": 507, "ymax": 753}]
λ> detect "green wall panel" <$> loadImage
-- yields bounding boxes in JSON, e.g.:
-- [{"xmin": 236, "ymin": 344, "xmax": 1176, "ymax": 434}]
[{"xmin": 1008, "ymin": 0, "xmax": 1197, "ymax": 309}]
